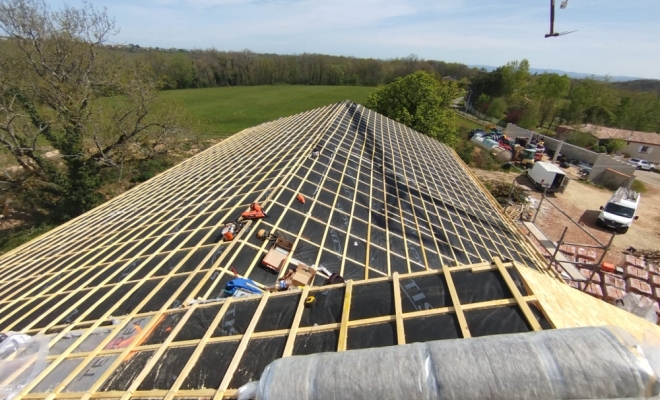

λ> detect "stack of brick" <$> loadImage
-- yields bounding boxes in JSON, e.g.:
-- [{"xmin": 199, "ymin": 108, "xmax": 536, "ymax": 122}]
[
  {"xmin": 650, "ymin": 263, "xmax": 660, "ymax": 303},
  {"xmin": 568, "ymin": 255, "xmax": 660, "ymax": 320},
  {"xmin": 577, "ymin": 248, "xmax": 597, "ymax": 262},
  {"xmin": 624, "ymin": 254, "xmax": 646, "ymax": 269},
  {"xmin": 559, "ymin": 245, "xmax": 576, "ymax": 257},
  {"xmin": 627, "ymin": 278, "xmax": 652, "ymax": 296},
  {"xmin": 602, "ymin": 273, "xmax": 627, "ymax": 303},
  {"xmin": 624, "ymin": 265, "xmax": 649, "ymax": 281},
  {"xmin": 579, "ymin": 268, "xmax": 601, "ymax": 283},
  {"xmin": 648, "ymin": 264, "xmax": 660, "ymax": 276},
  {"xmin": 579, "ymin": 282, "xmax": 603, "ymax": 299}
]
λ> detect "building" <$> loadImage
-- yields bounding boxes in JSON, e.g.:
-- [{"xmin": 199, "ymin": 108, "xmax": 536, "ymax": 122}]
[
  {"xmin": 0, "ymin": 102, "xmax": 658, "ymax": 399},
  {"xmin": 558, "ymin": 123, "xmax": 660, "ymax": 163}
]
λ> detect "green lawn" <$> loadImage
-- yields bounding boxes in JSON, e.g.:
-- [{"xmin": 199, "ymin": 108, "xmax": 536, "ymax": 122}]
[
  {"xmin": 161, "ymin": 85, "xmax": 376, "ymax": 138},
  {"xmin": 454, "ymin": 114, "xmax": 485, "ymax": 132}
]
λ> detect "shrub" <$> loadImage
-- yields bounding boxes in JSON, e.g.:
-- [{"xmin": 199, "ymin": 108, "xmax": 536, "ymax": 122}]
[
  {"xmin": 604, "ymin": 139, "xmax": 626, "ymax": 154},
  {"xmin": 455, "ymin": 140, "xmax": 474, "ymax": 164},
  {"xmin": 486, "ymin": 98, "xmax": 508, "ymax": 119},
  {"xmin": 631, "ymin": 180, "xmax": 647, "ymax": 193},
  {"xmin": 130, "ymin": 158, "xmax": 175, "ymax": 184},
  {"xmin": 472, "ymin": 148, "xmax": 502, "ymax": 170}
]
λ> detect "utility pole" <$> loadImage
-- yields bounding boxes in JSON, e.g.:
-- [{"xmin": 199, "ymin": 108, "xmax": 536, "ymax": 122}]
[{"xmin": 465, "ymin": 91, "xmax": 472, "ymax": 112}]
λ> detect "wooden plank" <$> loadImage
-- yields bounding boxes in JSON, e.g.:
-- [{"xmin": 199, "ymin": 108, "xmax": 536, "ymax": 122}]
[
  {"xmin": 493, "ymin": 257, "xmax": 542, "ymax": 331},
  {"xmin": 214, "ymin": 292, "xmax": 270, "ymax": 399},
  {"xmin": 337, "ymin": 108, "xmax": 371, "ymax": 278},
  {"xmin": 282, "ymin": 286, "xmax": 310, "ymax": 357},
  {"xmin": 392, "ymin": 273, "xmax": 406, "ymax": 344},
  {"xmin": 385, "ymin": 117, "xmax": 430, "ymax": 272},
  {"xmin": 443, "ymin": 267, "xmax": 470, "ymax": 338},
  {"xmin": 118, "ymin": 306, "xmax": 198, "ymax": 400},
  {"xmin": 337, "ymin": 280, "xmax": 353, "ymax": 351},
  {"xmin": 516, "ymin": 263, "xmax": 660, "ymax": 341},
  {"xmin": 162, "ymin": 298, "xmax": 234, "ymax": 400}
]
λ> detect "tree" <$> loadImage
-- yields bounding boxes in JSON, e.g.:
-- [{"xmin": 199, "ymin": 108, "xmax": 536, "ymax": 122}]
[
  {"xmin": 561, "ymin": 78, "xmax": 618, "ymax": 125},
  {"xmin": 501, "ymin": 59, "xmax": 531, "ymax": 100},
  {"xmin": 518, "ymin": 101, "xmax": 540, "ymax": 130},
  {"xmin": 0, "ymin": 0, "xmax": 196, "ymax": 221},
  {"xmin": 486, "ymin": 98, "xmax": 508, "ymax": 119},
  {"xmin": 604, "ymin": 139, "xmax": 626, "ymax": 154},
  {"xmin": 365, "ymin": 71, "xmax": 461, "ymax": 146},
  {"xmin": 535, "ymin": 73, "xmax": 570, "ymax": 126},
  {"xmin": 614, "ymin": 93, "xmax": 660, "ymax": 132}
]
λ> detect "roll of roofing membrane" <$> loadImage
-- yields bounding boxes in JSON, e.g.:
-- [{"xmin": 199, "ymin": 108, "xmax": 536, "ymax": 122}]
[{"xmin": 238, "ymin": 327, "xmax": 659, "ymax": 400}]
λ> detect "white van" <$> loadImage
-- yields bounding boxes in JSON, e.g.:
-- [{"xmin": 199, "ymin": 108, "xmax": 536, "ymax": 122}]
[
  {"xmin": 527, "ymin": 161, "xmax": 569, "ymax": 193},
  {"xmin": 596, "ymin": 187, "xmax": 640, "ymax": 234}
]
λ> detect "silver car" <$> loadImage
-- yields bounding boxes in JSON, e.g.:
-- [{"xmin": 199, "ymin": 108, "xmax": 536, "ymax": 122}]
[{"xmin": 628, "ymin": 158, "xmax": 656, "ymax": 171}]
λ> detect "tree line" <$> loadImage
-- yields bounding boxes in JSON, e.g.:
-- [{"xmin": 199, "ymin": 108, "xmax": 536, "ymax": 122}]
[
  {"xmin": 469, "ymin": 60, "xmax": 660, "ymax": 134},
  {"xmin": 112, "ymin": 47, "xmax": 477, "ymax": 89}
]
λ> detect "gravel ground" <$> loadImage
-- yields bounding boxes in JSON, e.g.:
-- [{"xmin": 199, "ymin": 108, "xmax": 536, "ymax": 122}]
[{"xmin": 472, "ymin": 167, "xmax": 660, "ymax": 267}]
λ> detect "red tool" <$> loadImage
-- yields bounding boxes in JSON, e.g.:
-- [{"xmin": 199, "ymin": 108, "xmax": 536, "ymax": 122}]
[{"xmin": 241, "ymin": 202, "xmax": 268, "ymax": 220}]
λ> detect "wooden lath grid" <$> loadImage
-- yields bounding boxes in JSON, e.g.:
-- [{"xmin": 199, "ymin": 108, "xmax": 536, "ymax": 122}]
[
  {"xmin": 17, "ymin": 258, "xmax": 549, "ymax": 399},
  {"xmin": 0, "ymin": 102, "xmax": 557, "ymax": 399}
]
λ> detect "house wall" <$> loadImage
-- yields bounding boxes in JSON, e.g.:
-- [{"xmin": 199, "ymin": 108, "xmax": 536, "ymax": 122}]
[
  {"xmin": 587, "ymin": 154, "xmax": 637, "ymax": 185},
  {"xmin": 557, "ymin": 127, "xmax": 660, "ymax": 164},
  {"xmin": 617, "ymin": 142, "xmax": 660, "ymax": 164},
  {"xmin": 590, "ymin": 168, "xmax": 634, "ymax": 190}
]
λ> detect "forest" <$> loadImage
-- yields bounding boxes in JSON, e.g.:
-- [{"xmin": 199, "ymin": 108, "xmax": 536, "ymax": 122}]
[
  {"xmin": 468, "ymin": 60, "xmax": 660, "ymax": 134},
  {"xmin": 110, "ymin": 46, "xmax": 477, "ymax": 88},
  {"xmin": 115, "ymin": 45, "xmax": 660, "ymax": 135}
]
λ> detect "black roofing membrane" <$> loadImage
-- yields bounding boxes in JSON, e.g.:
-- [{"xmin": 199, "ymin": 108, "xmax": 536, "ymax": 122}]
[{"xmin": 0, "ymin": 102, "xmax": 550, "ymax": 396}]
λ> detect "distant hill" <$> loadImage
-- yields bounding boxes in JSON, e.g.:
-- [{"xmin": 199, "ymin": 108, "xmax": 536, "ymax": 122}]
[
  {"xmin": 612, "ymin": 80, "xmax": 660, "ymax": 93},
  {"xmin": 468, "ymin": 65, "xmax": 647, "ymax": 82}
]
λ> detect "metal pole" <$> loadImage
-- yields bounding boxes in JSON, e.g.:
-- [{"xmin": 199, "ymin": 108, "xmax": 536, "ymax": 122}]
[
  {"xmin": 584, "ymin": 231, "xmax": 616, "ymax": 289},
  {"xmin": 465, "ymin": 91, "xmax": 472, "ymax": 112},
  {"xmin": 548, "ymin": 226, "xmax": 568, "ymax": 271},
  {"xmin": 507, "ymin": 177, "xmax": 517, "ymax": 204},
  {"xmin": 532, "ymin": 186, "xmax": 548, "ymax": 223}
]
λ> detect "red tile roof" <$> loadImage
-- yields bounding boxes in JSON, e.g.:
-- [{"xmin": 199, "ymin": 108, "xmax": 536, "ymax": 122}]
[{"xmin": 559, "ymin": 124, "xmax": 660, "ymax": 145}]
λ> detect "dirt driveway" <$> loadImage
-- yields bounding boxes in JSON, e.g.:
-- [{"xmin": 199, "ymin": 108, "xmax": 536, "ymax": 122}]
[
  {"xmin": 635, "ymin": 170, "xmax": 660, "ymax": 189},
  {"xmin": 472, "ymin": 168, "xmax": 660, "ymax": 266}
]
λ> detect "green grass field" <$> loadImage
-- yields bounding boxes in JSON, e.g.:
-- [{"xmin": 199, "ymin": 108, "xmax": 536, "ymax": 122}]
[
  {"xmin": 454, "ymin": 114, "xmax": 485, "ymax": 132},
  {"xmin": 161, "ymin": 85, "xmax": 376, "ymax": 138}
]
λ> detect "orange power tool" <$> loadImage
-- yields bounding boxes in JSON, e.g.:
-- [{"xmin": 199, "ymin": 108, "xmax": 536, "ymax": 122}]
[{"xmin": 241, "ymin": 202, "xmax": 268, "ymax": 220}]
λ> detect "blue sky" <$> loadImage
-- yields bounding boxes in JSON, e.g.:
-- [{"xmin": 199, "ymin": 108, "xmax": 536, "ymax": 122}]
[{"xmin": 49, "ymin": 0, "xmax": 660, "ymax": 79}]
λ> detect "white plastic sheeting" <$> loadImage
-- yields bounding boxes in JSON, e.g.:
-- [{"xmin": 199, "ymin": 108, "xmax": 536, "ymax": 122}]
[{"xmin": 0, "ymin": 333, "xmax": 48, "ymax": 400}]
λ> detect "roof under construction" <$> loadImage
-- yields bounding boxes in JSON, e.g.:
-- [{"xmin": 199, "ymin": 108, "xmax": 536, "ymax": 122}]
[{"xmin": 0, "ymin": 101, "xmax": 657, "ymax": 399}]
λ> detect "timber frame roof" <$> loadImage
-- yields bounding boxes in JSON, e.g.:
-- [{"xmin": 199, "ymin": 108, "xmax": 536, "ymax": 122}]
[{"xmin": 0, "ymin": 101, "xmax": 557, "ymax": 398}]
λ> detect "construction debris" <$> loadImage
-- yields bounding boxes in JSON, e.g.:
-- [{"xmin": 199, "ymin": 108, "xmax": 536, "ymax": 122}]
[{"xmin": 628, "ymin": 249, "xmax": 660, "ymax": 264}]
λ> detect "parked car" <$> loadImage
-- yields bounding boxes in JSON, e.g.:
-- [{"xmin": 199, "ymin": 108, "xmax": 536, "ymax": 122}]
[{"xmin": 627, "ymin": 158, "xmax": 656, "ymax": 171}]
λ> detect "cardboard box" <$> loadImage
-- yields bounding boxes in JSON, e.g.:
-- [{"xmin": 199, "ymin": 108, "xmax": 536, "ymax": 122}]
[{"xmin": 291, "ymin": 263, "xmax": 316, "ymax": 287}]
